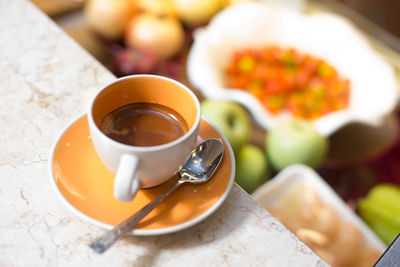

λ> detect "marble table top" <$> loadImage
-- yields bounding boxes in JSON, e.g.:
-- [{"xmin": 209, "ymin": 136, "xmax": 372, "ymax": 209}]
[{"xmin": 0, "ymin": 0, "xmax": 326, "ymax": 266}]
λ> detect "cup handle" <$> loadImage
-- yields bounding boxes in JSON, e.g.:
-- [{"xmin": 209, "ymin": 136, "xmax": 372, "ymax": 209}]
[{"xmin": 114, "ymin": 154, "xmax": 141, "ymax": 202}]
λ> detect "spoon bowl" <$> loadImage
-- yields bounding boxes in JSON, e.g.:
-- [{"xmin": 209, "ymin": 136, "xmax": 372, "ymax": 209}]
[
  {"xmin": 179, "ymin": 138, "xmax": 224, "ymax": 184},
  {"xmin": 90, "ymin": 138, "xmax": 225, "ymax": 254}
]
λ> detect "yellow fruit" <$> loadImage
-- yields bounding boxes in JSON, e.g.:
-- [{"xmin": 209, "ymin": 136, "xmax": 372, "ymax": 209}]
[
  {"xmin": 222, "ymin": 0, "xmax": 254, "ymax": 8},
  {"xmin": 172, "ymin": 0, "xmax": 222, "ymax": 26},
  {"xmin": 137, "ymin": 0, "xmax": 177, "ymax": 17},
  {"xmin": 125, "ymin": 13, "xmax": 185, "ymax": 59},
  {"xmin": 84, "ymin": 0, "xmax": 136, "ymax": 40}
]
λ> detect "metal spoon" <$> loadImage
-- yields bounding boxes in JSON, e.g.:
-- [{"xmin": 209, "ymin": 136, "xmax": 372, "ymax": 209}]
[{"xmin": 89, "ymin": 138, "xmax": 225, "ymax": 254}]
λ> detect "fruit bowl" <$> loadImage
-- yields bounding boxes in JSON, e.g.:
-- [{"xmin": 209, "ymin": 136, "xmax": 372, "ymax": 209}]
[{"xmin": 187, "ymin": 2, "xmax": 398, "ymax": 136}]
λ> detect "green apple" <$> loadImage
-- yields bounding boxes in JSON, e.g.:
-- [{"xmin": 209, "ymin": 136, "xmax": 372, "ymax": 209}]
[
  {"xmin": 201, "ymin": 100, "xmax": 250, "ymax": 153},
  {"xmin": 266, "ymin": 120, "xmax": 328, "ymax": 171},
  {"xmin": 235, "ymin": 144, "xmax": 269, "ymax": 193}
]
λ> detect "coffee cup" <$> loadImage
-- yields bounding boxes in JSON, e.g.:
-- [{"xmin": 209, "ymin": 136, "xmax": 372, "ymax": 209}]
[{"xmin": 88, "ymin": 75, "xmax": 201, "ymax": 202}]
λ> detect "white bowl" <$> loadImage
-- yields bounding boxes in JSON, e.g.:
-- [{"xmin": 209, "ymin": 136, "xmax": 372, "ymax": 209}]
[
  {"xmin": 252, "ymin": 164, "xmax": 386, "ymax": 252},
  {"xmin": 187, "ymin": 2, "xmax": 398, "ymax": 136}
]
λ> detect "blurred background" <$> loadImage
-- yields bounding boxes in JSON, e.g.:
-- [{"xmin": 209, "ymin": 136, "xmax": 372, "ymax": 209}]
[
  {"xmin": 30, "ymin": 0, "xmax": 400, "ymax": 79},
  {"xmin": 30, "ymin": 0, "xmax": 400, "ymax": 266}
]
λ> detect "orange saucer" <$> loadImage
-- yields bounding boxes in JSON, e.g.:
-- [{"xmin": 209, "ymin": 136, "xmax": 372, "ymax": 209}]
[{"xmin": 49, "ymin": 115, "xmax": 235, "ymax": 235}]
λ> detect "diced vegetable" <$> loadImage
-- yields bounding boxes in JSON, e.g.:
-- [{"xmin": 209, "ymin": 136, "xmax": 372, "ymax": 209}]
[{"xmin": 225, "ymin": 46, "xmax": 350, "ymax": 120}]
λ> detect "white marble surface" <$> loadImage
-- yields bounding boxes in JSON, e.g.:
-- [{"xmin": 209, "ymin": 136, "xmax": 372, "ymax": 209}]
[{"xmin": 0, "ymin": 0, "xmax": 327, "ymax": 266}]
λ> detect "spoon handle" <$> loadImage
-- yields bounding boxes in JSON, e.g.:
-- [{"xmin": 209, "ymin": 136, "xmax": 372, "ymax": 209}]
[{"xmin": 90, "ymin": 180, "xmax": 184, "ymax": 254}]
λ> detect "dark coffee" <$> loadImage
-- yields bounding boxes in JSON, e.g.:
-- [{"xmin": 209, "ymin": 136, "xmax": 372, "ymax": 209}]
[{"xmin": 100, "ymin": 102, "xmax": 188, "ymax": 146}]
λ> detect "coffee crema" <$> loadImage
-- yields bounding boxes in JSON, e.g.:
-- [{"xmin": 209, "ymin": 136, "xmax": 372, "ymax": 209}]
[{"xmin": 100, "ymin": 102, "xmax": 188, "ymax": 147}]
